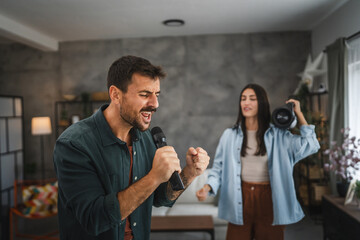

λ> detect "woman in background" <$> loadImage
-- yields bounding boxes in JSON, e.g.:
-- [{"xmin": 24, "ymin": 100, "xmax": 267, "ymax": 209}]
[{"xmin": 196, "ymin": 83, "xmax": 320, "ymax": 240}]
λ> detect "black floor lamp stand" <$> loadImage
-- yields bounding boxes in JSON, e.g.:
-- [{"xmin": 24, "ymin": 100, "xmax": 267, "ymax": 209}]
[{"xmin": 40, "ymin": 135, "xmax": 45, "ymax": 180}]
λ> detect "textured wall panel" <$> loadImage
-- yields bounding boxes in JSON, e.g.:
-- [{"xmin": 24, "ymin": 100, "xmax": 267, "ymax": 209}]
[{"xmin": 0, "ymin": 31, "xmax": 311, "ymax": 170}]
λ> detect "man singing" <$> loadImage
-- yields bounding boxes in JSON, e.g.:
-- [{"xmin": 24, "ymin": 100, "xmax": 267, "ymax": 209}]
[{"xmin": 53, "ymin": 55, "xmax": 210, "ymax": 240}]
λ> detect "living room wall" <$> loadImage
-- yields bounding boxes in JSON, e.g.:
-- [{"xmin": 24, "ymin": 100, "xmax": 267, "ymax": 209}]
[
  {"xmin": 312, "ymin": 0, "xmax": 360, "ymax": 56},
  {"xmin": 0, "ymin": 31, "xmax": 311, "ymax": 179}
]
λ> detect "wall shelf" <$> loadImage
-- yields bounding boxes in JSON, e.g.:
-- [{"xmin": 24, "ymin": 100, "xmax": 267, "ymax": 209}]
[
  {"xmin": 294, "ymin": 91, "xmax": 329, "ymax": 216},
  {"xmin": 54, "ymin": 100, "xmax": 109, "ymax": 139}
]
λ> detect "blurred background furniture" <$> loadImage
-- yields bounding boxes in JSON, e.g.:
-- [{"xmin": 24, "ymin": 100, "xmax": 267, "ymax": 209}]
[
  {"xmin": 152, "ymin": 170, "xmax": 228, "ymax": 233},
  {"xmin": 0, "ymin": 95, "xmax": 24, "ymax": 240},
  {"xmin": 322, "ymin": 195, "xmax": 360, "ymax": 240},
  {"xmin": 9, "ymin": 179, "xmax": 58, "ymax": 240},
  {"xmin": 31, "ymin": 117, "xmax": 52, "ymax": 180},
  {"xmin": 151, "ymin": 215, "xmax": 214, "ymax": 240},
  {"xmin": 55, "ymin": 99, "xmax": 108, "ymax": 138}
]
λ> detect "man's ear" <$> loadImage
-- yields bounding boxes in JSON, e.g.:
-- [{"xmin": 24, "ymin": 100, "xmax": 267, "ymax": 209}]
[{"xmin": 109, "ymin": 85, "xmax": 122, "ymax": 104}]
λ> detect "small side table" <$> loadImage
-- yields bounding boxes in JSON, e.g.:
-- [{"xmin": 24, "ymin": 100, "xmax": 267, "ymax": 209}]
[
  {"xmin": 322, "ymin": 194, "xmax": 360, "ymax": 240},
  {"xmin": 151, "ymin": 215, "xmax": 215, "ymax": 240}
]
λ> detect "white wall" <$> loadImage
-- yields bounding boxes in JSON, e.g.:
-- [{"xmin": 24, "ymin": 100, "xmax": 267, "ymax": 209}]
[{"xmin": 312, "ymin": 0, "xmax": 360, "ymax": 56}]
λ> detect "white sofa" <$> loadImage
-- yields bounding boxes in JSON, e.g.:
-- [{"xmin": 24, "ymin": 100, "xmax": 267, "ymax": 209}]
[{"xmin": 152, "ymin": 170, "xmax": 228, "ymax": 227}]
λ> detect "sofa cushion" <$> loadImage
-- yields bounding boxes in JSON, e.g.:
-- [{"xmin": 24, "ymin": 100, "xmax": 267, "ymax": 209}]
[
  {"xmin": 176, "ymin": 169, "xmax": 216, "ymax": 204},
  {"xmin": 152, "ymin": 206, "xmax": 169, "ymax": 216},
  {"xmin": 21, "ymin": 181, "xmax": 58, "ymax": 217},
  {"xmin": 167, "ymin": 203, "xmax": 227, "ymax": 226}
]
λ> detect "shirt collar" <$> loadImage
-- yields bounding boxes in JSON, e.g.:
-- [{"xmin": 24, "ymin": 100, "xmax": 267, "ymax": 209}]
[
  {"xmin": 94, "ymin": 104, "xmax": 141, "ymax": 146},
  {"xmin": 236, "ymin": 126, "xmax": 244, "ymax": 137}
]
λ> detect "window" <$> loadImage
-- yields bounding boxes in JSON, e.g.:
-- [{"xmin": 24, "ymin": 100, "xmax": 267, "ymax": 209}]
[{"xmin": 347, "ymin": 35, "xmax": 360, "ymax": 179}]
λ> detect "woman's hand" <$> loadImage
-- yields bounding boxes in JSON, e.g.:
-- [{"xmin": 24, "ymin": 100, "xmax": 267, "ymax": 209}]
[
  {"xmin": 196, "ymin": 184, "xmax": 211, "ymax": 201},
  {"xmin": 286, "ymin": 99, "xmax": 301, "ymax": 115},
  {"xmin": 286, "ymin": 99, "xmax": 308, "ymax": 126}
]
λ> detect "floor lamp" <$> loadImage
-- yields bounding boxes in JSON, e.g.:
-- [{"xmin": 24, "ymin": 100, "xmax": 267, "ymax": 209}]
[{"xmin": 31, "ymin": 117, "xmax": 52, "ymax": 180}]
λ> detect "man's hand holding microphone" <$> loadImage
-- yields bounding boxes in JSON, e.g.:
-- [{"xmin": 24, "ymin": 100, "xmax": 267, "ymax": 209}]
[{"xmin": 150, "ymin": 126, "xmax": 210, "ymax": 200}]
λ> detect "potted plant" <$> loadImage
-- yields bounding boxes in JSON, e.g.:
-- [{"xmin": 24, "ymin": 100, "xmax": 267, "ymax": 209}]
[
  {"xmin": 59, "ymin": 109, "xmax": 69, "ymax": 126},
  {"xmin": 324, "ymin": 128, "xmax": 360, "ymax": 197}
]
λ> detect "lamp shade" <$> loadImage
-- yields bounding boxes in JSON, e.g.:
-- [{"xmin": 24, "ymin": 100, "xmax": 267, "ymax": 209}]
[{"xmin": 31, "ymin": 117, "xmax": 52, "ymax": 135}]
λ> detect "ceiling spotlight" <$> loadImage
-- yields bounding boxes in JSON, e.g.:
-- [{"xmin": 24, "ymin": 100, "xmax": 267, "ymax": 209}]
[{"xmin": 162, "ymin": 19, "xmax": 185, "ymax": 27}]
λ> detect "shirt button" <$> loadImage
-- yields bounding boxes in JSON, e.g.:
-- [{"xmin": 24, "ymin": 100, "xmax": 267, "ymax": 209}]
[
  {"xmin": 251, "ymin": 186, "xmax": 255, "ymax": 191},
  {"xmin": 134, "ymin": 176, "xmax": 138, "ymax": 180},
  {"xmin": 133, "ymin": 222, "xmax": 137, "ymax": 227},
  {"xmin": 134, "ymin": 151, "xmax": 136, "ymax": 155},
  {"xmin": 237, "ymin": 148, "xmax": 241, "ymax": 150},
  {"xmin": 238, "ymin": 202, "xmax": 241, "ymax": 205}
]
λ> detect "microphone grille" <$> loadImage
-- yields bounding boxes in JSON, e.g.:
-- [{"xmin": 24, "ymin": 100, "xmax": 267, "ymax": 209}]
[{"xmin": 151, "ymin": 126, "xmax": 163, "ymax": 136}]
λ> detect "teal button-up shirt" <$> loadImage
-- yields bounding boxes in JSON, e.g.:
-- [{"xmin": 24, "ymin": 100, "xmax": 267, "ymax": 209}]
[
  {"xmin": 53, "ymin": 104, "xmax": 174, "ymax": 240},
  {"xmin": 207, "ymin": 124, "xmax": 320, "ymax": 225}
]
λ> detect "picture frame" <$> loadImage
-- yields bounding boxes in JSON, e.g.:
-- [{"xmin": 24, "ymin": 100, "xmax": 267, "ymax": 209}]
[{"xmin": 344, "ymin": 179, "xmax": 357, "ymax": 205}]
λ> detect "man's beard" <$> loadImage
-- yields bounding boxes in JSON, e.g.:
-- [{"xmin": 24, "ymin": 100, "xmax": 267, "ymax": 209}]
[{"xmin": 119, "ymin": 104, "xmax": 157, "ymax": 132}]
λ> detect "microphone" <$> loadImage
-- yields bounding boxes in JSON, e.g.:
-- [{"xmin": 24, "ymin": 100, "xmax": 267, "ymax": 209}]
[{"xmin": 151, "ymin": 126, "xmax": 185, "ymax": 191}]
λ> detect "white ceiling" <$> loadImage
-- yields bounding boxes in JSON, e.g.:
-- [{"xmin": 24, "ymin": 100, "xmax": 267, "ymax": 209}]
[{"xmin": 0, "ymin": 0, "xmax": 349, "ymax": 51}]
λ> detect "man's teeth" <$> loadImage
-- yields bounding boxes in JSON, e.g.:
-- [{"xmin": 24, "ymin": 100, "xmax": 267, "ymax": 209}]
[{"xmin": 141, "ymin": 112, "xmax": 152, "ymax": 119}]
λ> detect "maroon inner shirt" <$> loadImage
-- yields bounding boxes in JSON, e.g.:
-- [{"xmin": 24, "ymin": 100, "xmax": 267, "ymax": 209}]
[{"xmin": 124, "ymin": 145, "xmax": 134, "ymax": 240}]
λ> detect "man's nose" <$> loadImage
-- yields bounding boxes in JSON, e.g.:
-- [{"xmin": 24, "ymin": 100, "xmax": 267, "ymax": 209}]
[{"xmin": 148, "ymin": 94, "xmax": 159, "ymax": 109}]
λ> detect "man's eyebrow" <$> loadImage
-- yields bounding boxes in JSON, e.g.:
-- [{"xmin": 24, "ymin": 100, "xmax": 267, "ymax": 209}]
[{"xmin": 138, "ymin": 90, "xmax": 161, "ymax": 94}]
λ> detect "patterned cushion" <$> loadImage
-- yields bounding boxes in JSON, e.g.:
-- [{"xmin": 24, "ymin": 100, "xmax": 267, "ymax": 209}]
[{"xmin": 21, "ymin": 181, "xmax": 58, "ymax": 217}]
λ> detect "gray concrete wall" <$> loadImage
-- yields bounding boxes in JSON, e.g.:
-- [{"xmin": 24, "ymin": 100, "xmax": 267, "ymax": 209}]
[
  {"xmin": 312, "ymin": 0, "xmax": 360, "ymax": 55},
  {"xmin": 0, "ymin": 43, "xmax": 60, "ymax": 179},
  {"xmin": 0, "ymin": 31, "xmax": 311, "ymax": 178}
]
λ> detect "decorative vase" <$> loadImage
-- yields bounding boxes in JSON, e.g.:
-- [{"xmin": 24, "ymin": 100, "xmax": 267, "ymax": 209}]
[{"xmin": 336, "ymin": 181, "xmax": 350, "ymax": 198}]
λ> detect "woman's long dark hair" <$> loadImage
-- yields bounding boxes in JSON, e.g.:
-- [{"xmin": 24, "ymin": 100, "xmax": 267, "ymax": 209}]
[{"xmin": 233, "ymin": 83, "xmax": 271, "ymax": 157}]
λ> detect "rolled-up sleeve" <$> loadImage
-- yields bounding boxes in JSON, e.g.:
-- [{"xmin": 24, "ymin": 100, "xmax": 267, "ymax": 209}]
[
  {"xmin": 54, "ymin": 138, "xmax": 122, "ymax": 236},
  {"xmin": 290, "ymin": 124, "xmax": 320, "ymax": 164},
  {"xmin": 207, "ymin": 130, "xmax": 228, "ymax": 196}
]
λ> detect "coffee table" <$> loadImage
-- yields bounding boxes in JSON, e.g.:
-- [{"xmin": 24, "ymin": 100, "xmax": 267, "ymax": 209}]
[{"xmin": 151, "ymin": 215, "xmax": 214, "ymax": 240}]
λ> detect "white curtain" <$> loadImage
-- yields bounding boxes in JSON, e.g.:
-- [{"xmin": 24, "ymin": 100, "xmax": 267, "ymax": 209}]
[
  {"xmin": 347, "ymin": 36, "xmax": 360, "ymax": 179},
  {"xmin": 347, "ymin": 38, "xmax": 360, "ymax": 138}
]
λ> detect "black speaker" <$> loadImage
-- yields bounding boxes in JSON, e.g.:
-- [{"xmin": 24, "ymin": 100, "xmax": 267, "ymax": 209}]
[{"xmin": 272, "ymin": 102, "xmax": 297, "ymax": 129}]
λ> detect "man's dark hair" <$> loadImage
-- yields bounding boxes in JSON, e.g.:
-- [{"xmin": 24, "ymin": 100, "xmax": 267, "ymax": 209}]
[
  {"xmin": 233, "ymin": 83, "xmax": 271, "ymax": 157},
  {"xmin": 107, "ymin": 55, "xmax": 166, "ymax": 92}
]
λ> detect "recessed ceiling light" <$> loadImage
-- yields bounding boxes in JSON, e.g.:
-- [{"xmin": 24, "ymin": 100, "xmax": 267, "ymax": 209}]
[{"xmin": 162, "ymin": 19, "xmax": 185, "ymax": 27}]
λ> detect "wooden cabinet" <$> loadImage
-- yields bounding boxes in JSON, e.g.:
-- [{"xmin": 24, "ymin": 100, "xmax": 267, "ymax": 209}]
[{"xmin": 322, "ymin": 195, "xmax": 360, "ymax": 240}]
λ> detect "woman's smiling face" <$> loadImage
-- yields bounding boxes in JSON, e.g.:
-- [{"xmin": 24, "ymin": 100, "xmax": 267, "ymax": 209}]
[{"xmin": 240, "ymin": 88, "xmax": 258, "ymax": 119}]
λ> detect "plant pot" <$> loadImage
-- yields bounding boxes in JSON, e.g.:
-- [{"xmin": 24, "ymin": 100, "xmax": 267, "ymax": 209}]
[{"xmin": 336, "ymin": 181, "xmax": 350, "ymax": 198}]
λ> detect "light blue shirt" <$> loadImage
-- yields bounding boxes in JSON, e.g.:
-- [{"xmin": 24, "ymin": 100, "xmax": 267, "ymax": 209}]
[{"xmin": 207, "ymin": 124, "xmax": 320, "ymax": 225}]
